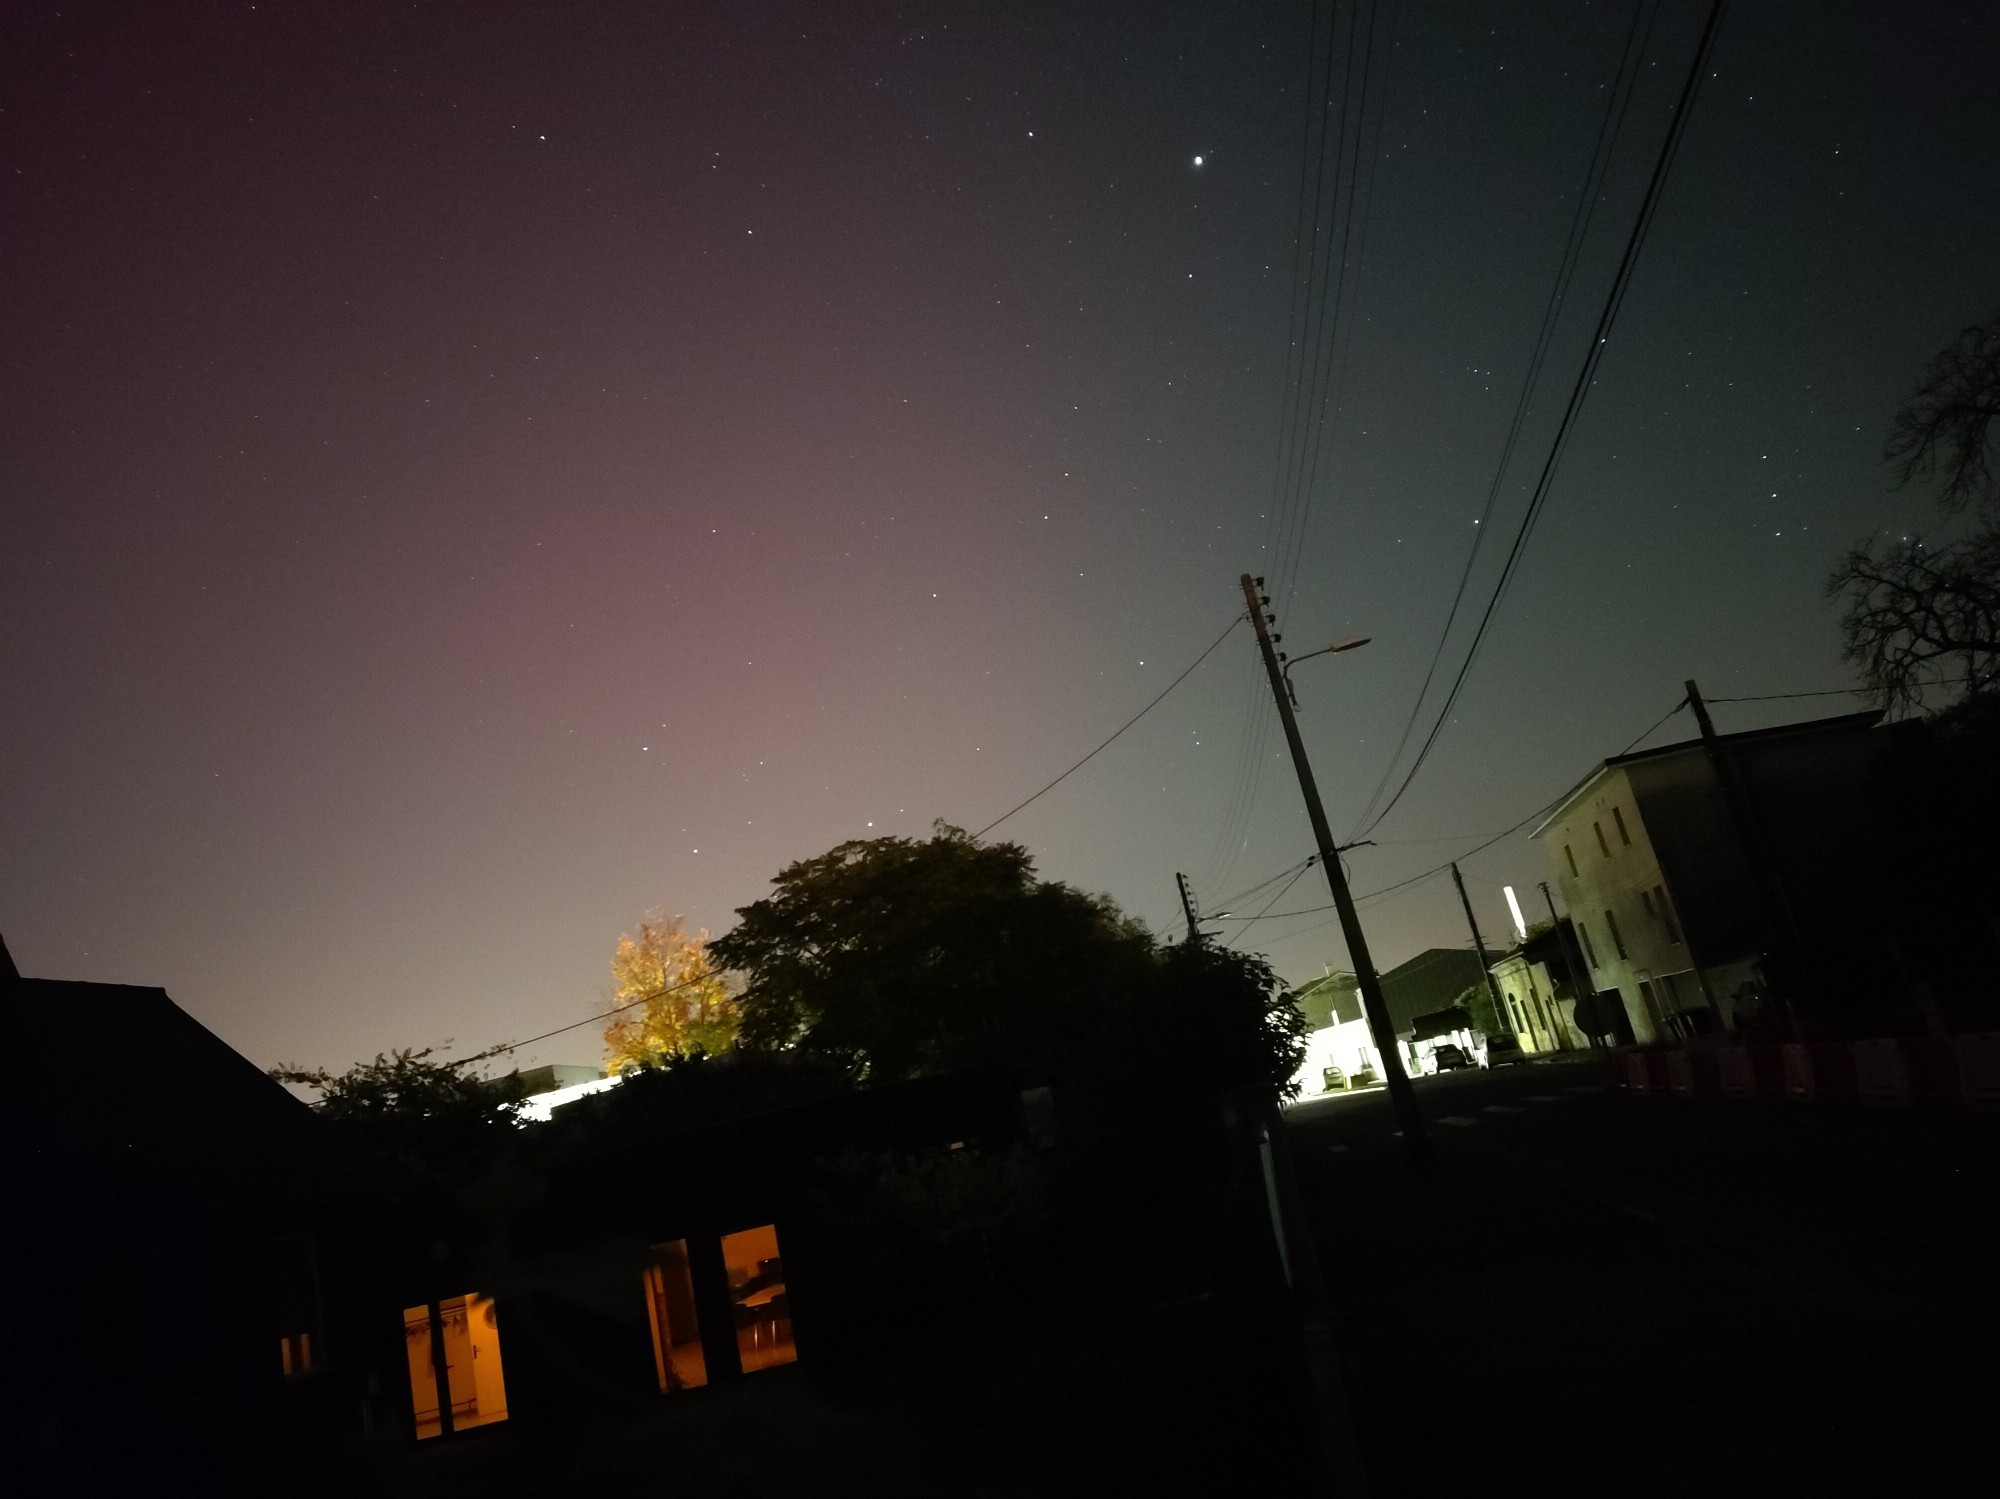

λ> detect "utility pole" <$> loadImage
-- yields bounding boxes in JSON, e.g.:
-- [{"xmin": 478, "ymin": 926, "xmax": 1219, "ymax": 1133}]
[
  {"xmin": 1240, "ymin": 573, "xmax": 1425, "ymax": 1153},
  {"xmin": 1450, "ymin": 862, "xmax": 1510, "ymax": 1039},
  {"xmin": 1686, "ymin": 677, "xmax": 1810, "ymax": 1031},
  {"xmin": 1176, "ymin": 871, "xmax": 1202, "ymax": 946},
  {"xmin": 1540, "ymin": 881, "xmax": 1595, "ymax": 1050}
]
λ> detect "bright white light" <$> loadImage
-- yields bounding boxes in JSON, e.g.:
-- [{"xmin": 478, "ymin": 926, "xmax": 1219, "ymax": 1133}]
[
  {"xmin": 1193, "ymin": 154, "xmax": 1204, "ymax": 166},
  {"xmin": 1504, "ymin": 885, "xmax": 1529, "ymax": 942}
]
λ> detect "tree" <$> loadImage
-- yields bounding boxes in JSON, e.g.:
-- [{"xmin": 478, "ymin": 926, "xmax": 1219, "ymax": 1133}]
[
  {"xmin": 1831, "ymin": 312, "xmax": 2000, "ymax": 711},
  {"xmin": 1454, "ymin": 982, "xmax": 1501, "ymax": 1038},
  {"xmin": 1829, "ymin": 531, "xmax": 2000, "ymax": 713},
  {"xmin": 602, "ymin": 918, "xmax": 738, "ymax": 1072},
  {"xmin": 1884, "ymin": 312, "xmax": 2000, "ymax": 516},
  {"xmin": 1292, "ymin": 970, "xmax": 1357, "ymax": 1032},
  {"xmin": 710, "ymin": 822, "xmax": 1305, "ymax": 1095},
  {"xmin": 270, "ymin": 1047, "xmax": 525, "ymax": 1175}
]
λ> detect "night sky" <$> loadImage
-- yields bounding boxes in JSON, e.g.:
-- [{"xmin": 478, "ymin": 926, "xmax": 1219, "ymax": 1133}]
[{"xmin": 5, "ymin": 1, "xmax": 1996, "ymax": 1075}]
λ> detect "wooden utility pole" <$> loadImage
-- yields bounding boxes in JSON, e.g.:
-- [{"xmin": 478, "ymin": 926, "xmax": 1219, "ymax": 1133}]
[
  {"xmin": 1685, "ymin": 677, "xmax": 1810, "ymax": 1025},
  {"xmin": 1240, "ymin": 573, "xmax": 1425, "ymax": 1154},
  {"xmin": 1176, "ymin": 871, "xmax": 1202, "ymax": 946},
  {"xmin": 1450, "ymin": 862, "xmax": 1510, "ymax": 1038}
]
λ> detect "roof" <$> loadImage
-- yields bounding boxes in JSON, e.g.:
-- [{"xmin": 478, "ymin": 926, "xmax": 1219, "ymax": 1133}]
[
  {"xmin": 1528, "ymin": 709, "xmax": 1883, "ymax": 839},
  {"xmin": 11, "ymin": 976, "xmax": 322, "ymax": 1201}
]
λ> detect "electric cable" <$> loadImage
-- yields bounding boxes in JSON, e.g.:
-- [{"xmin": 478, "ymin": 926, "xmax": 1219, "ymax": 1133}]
[
  {"xmin": 971, "ymin": 615, "xmax": 1243, "ymax": 839},
  {"xmin": 1349, "ymin": 0, "xmax": 1659, "ymax": 833},
  {"xmin": 1353, "ymin": 0, "xmax": 1732, "ymax": 839}
]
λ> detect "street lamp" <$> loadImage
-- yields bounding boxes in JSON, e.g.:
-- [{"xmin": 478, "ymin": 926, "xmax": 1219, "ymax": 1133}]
[{"xmin": 1282, "ymin": 635, "xmax": 1371, "ymax": 708}]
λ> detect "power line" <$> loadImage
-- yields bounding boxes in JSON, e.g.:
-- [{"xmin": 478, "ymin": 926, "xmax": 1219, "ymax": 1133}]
[
  {"xmin": 972, "ymin": 615, "xmax": 1243, "ymax": 840},
  {"xmin": 443, "ymin": 968, "xmax": 722, "ymax": 1068},
  {"xmin": 1223, "ymin": 695, "xmax": 1690, "ymax": 933},
  {"xmin": 1225, "ymin": 861, "xmax": 1315, "ymax": 950},
  {"xmin": 1274, "ymin": 0, "xmax": 1390, "ymax": 611},
  {"xmin": 1349, "ymin": 0, "xmax": 1658, "ymax": 833},
  {"xmin": 1353, "ymin": 0, "xmax": 1731, "ymax": 839}
]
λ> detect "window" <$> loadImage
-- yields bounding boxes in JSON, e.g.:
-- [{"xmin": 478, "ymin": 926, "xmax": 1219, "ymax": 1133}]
[
  {"xmin": 723, "ymin": 1225, "xmax": 796, "ymax": 1373},
  {"xmin": 1578, "ymin": 922, "xmax": 1600, "ymax": 969},
  {"xmin": 1564, "ymin": 844, "xmax": 1577, "ymax": 878},
  {"xmin": 1605, "ymin": 909, "xmax": 1628, "ymax": 961},
  {"xmin": 280, "ymin": 1332, "xmax": 314, "ymax": 1378},
  {"xmin": 1612, "ymin": 806, "xmax": 1631, "ymax": 846},
  {"xmin": 1593, "ymin": 822, "xmax": 1610, "ymax": 858},
  {"xmin": 1639, "ymin": 889, "xmax": 1656, "ymax": 918},
  {"xmin": 403, "ymin": 1295, "xmax": 509, "ymax": 1440},
  {"xmin": 643, "ymin": 1241, "xmax": 709, "ymax": 1393},
  {"xmin": 1653, "ymin": 885, "xmax": 1681, "ymax": 945},
  {"xmin": 273, "ymin": 1232, "xmax": 322, "ymax": 1379}
]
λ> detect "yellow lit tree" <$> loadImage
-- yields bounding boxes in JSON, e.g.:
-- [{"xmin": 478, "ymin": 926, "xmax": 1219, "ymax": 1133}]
[{"xmin": 602, "ymin": 917, "xmax": 739, "ymax": 1073}]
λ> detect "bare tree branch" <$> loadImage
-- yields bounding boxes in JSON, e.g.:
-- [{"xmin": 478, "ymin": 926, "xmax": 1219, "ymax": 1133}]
[{"xmin": 1886, "ymin": 311, "xmax": 2000, "ymax": 517}]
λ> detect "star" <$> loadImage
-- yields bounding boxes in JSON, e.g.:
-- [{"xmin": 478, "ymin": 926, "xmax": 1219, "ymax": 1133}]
[{"xmin": 1192, "ymin": 154, "xmax": 1204, "ymax": 166}]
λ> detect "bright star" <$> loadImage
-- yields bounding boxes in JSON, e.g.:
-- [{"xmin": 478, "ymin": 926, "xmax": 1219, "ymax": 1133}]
[{"xmin": 1193, "ymin": 154, "xmax": 1204, "ymax": 166}]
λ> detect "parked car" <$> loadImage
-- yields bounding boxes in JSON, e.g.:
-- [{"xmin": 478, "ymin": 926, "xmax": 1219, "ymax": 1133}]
[
  {"xmin": 1482, "ymin": 1034, "xmax": 1526, "ymax": 1067},
  {"xmin": 1321, "ymin": 1064, "xmax": 1348, "ymax": 1092},
  {"xmin": 1432, "ymin": 1043, "xmax": 1472, "ymax": 1072}
]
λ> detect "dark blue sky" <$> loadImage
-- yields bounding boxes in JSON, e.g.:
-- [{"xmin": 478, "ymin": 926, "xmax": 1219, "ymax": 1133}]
[{"xmin": 4, "ymin": 1, "xmax": 1994, "ymax": 1072}]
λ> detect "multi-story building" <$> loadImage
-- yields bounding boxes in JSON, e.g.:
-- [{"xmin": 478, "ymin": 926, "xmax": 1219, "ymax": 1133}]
[{"xmin": 1531, "ymin": 709, "xmax": 1907, "ymax": 1044}]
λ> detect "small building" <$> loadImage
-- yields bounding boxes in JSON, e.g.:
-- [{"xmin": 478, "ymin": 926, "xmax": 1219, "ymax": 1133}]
[
  {"xmin": 1487, "ymin": 918, "xmax": 1592, "ymax": 1052},
  {"xmin": 7, "ymin": 954, "xmax": 337, "ymax": 1491}
]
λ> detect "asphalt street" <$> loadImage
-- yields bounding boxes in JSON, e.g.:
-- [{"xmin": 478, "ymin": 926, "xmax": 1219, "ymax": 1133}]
[{"xmin": 1283, "ymin": 1055, "xmax": 2000, "ymax": 1496}]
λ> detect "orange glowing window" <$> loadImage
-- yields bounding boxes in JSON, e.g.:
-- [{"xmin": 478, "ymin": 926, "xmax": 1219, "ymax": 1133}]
[
  {"xmin": 403, "ymin": 1295, "xmax": 510, "ymax": 1440},
  {"xmin": 643, "ymin": 1240, "xmax": 709, "ymax": 1393},
  {"xmin": 723, "ymin": 1224, "xmax": 796, "ymax": 1373},
  {"xmin": 273, "ymin": 1232, "xmax": 323, "ymax": 1379},
  {"xmin": 279, "ymin": 1331, "xmax": 315, "ymax": 1377}
]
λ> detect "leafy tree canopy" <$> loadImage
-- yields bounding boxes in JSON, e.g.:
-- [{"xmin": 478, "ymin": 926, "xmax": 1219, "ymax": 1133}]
[
  {"xmin": 1454, "ymin": 982, "xmax": 1502, "ymax": 1038},
  {"xmin": 270, "ymin": 1047, "xmax": 525, "ymax": 1177},
  {"xmin": 603, "ymin": 917, "xmax": 738, "ymax": 1072},
  {"xmin": 711, "ymin": 823, "xmax": 1305, "ymax": 1095}
]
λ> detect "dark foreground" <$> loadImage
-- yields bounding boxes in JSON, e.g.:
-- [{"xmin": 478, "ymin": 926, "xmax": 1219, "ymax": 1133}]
[{"xmin": 1289, "ymin": 1057, "xmax": 2000, "ymax": 1496}]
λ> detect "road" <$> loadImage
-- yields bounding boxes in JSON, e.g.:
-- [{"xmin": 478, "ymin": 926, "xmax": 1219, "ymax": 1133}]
[{"xmin": 1283, "ymin": 1055, "xmax": 2000, "ymax": 1496}]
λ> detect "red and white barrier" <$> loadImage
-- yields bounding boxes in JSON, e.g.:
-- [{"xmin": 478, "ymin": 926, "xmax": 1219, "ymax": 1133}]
[
  {"xmin": 1716, "ymin": 1046, "xmax": 1754, "ymax": 1099},
  {"xmin": 1853, "ymin": 1038, "xmax": 1912, "ymax": 1109},
  {"xmin": 1956, "ymin": 1033, "xmax": 2000, "ymax": 1112}
]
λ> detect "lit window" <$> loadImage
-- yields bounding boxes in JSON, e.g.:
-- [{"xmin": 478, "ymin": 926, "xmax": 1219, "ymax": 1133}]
[
  {"xmin": 1605, "ymin": 910, "xmax": 1628, "ymax": 961},
  {"xmin": 643, "ymin": 1241, "xmax": 709, "ymax": 1393},
  {"xmin": 1612, "ymin": 807, "xmax": 1631, "ymax": 846},
  {"xmin": 280, "ymin": 1331, "xmax": 314, "ymax": 1377},
  {"xmin": 1593, "ymin": 822, "xmax": 1610, "ymax": 858},
  {"xmin": 723, "ymin": 1225, "xmax": 796, "ymax": 1373},
  {"xmin": 273, "ymin": 1233, "xmax": 322, "ymax": 1379},
  {"xmin": 403, "ymin": 1295, "xmax": 509, "ymax": 1440}
]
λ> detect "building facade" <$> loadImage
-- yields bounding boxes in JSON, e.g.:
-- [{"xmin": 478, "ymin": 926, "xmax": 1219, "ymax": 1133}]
[{"xmin": 1530, "ymin": 709, "xmax": 1928, "ymax": 1045}]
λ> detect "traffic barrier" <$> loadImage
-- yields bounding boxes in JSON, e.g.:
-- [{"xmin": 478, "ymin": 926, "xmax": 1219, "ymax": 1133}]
[
  {"xmin": 1905, "ymin": 1037, "xmax": 1958, "ymax": 1105},
  {"xmin": 1956, "ymin": 1033, "xmax": 2000, "ymax": 1112},
  {"xmin": 1852, "ymin": 1038, "xmax": 1912, "ymax": 1109},
  {"xmin": 1666, "ymin": 1050, "xmax": 1694, "ymax": 1098},
  {"xmin": 1781, "ymin": 1043, "xmax": 1814, "ymax": 1102},
  {"xmin": 1809, "ymin": 1041, "xmax": 1859, "ymax": 1099},
  {"xmin": 1716, "ymin": 1046, "xmax": 1754, "ymax": 1099},
  {"xmin": 1624, "ymin": 1053, "xmax": 1650, "ymax": 1093}
]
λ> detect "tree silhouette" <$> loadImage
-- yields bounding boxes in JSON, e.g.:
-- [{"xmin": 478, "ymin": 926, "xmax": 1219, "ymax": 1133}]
[{"xmin": 1831, "ymin": 311, "xmax": 2000, "ymax": 711}]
